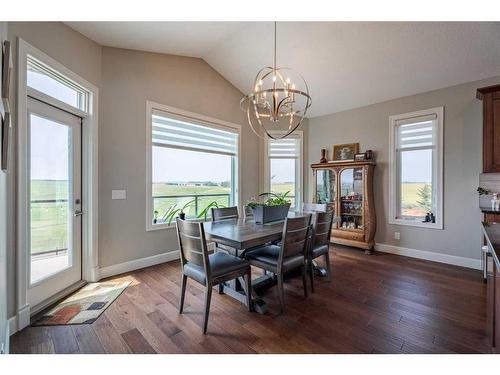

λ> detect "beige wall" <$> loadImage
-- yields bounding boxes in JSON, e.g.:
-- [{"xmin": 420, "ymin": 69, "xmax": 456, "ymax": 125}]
[
  {"xmin": 308, "ymin": 76, "xmax": 500, "ymax": 261},
  {"xmin": 6, "ymin": 22, "xmax": 102, "ymax": 318},
  {"xmin": 98, "ymin": 47, "xmax": 259, "ymax": 268}
]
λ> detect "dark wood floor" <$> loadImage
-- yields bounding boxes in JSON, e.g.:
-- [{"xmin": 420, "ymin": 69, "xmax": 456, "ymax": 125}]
[{"xmin": 10, "ymin": 246, "xmax": 490, "ymax": 354}]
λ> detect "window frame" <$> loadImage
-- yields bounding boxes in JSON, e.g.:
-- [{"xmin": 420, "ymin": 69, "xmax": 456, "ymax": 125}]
[
  {"xmin": 145, "ymin": 101, "xmax": 241, "ymax": 231},
  {"xmin": 263, "ymin": 130, "xmax": 304, "ymax": 209},
  {"xmin": 388, "ymin": 107, "xmax": 444, "ymax": 229}
]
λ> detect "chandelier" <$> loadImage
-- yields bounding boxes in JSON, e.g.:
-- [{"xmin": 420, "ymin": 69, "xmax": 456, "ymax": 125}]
[{"xmin": 240, "ymin": 22, "xmax": 312, "ymax": 140}]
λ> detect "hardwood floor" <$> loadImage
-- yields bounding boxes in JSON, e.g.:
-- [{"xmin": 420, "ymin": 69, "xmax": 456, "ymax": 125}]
[{"xmin": 10, "ymin": 246, "xmax": 490, "ymax": 354}]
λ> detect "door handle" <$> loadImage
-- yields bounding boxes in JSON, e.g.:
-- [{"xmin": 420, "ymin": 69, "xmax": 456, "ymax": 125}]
[{"xmin": 74, "ymin": 210, "xmax": 84, "ymax": 217}]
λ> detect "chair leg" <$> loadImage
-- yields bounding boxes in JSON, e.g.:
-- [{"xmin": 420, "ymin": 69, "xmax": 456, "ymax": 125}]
[
  {"xmin": 179, "ymin": 274, "xmax": 187, "ymax": 314},
  {"xmin": 244, "ymin": 270, "xmax": 253, "ymax": 312},
  {"xmin": 325, "ymin": 251, "xmax": 332, "ymax": 282},
  {"xmin": 301, "ymin": 264, "xmax": 308, "ymax": 298},
  {"xmin": 218, "ymin": 283, "xmax": 224, "ymax": 294},
  {"xmin": 203, "ymin": 282, "xmax": 213, "ymax": 334},
  {"xmin": 309, "ymin": 258, "xmax": 315, "ymax": 293},
  {"xmin": 277, "ymin": 273, "xmax": 286, "ymax": 314}
]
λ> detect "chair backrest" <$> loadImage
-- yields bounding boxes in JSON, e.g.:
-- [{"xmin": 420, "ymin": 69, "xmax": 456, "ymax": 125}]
[
  {"xmin": 211, "ymin": 206, "xmax": 239, "ymax": 222},
  {"xmin": 303, "ymin": 203, "xmax": 327, "ymax": 212},
  {"xmin": 279, "ymin": 215, "xmax": 312, "ymax": 265},
  {"xmin": 312, "ymin": 211, "xmax": 334, "ymax": 248},
  {"xmin": 243, "ymin": 205, "xmax": 253, "ymax": 218},
  {"xmin": 176, "ymin": 218, "xmax": 210, "ymax": 274}
]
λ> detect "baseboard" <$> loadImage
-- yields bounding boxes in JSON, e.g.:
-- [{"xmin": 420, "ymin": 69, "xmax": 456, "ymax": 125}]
[
  {"xmin": 99, "ymin": 250, "xmax": 180, "ymax": 279},
  {"xmin": 375, "ymin": 243, "xmax": 482, "ymax": 270},
  {"xmin": 8, "ymin": 316, "xmax": 17, "ymax": 338}
]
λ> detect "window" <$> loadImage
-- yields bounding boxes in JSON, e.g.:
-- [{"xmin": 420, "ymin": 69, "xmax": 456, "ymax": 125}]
[
  {"xmin": 146, "ymin": 103, "xmax": 240, "ymax": 230},
  {"xmin": 389, "ymin": 107, "xmax": 443, "ymax": 229},
  {"xmin": 27, "ymin": 55, "xmax": 89, "ymax": 111},
  {"xmin": 265, "ymin": 132, "xmax": 303, "ymax": 208}
]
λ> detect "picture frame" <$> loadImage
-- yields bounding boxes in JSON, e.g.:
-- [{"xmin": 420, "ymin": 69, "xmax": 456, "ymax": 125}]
[
  {"xmin": 1, "ymin": 111, "xmax": 10, "ymax": 172},
  {"xmin": 354, "ymin": 152, "xmax": 366, "ymax": 161},
  {"xmin": 332, "ymin": 143, "xmax": 359, "ymax": 161},
  {"xmin": 2, "ymin": 40, "xmax": 12, "ymax": 113}
]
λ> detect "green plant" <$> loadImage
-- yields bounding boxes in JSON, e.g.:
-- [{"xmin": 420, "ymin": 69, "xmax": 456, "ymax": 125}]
[
  {"xmin": 159, "ymin": 204, "xmax": 181, "ymax": 225},
  {"xmin": 478, "ymin": 187, "xmax": 491, "ymax": 195},
  {"xmin": 246, "ymin": 191, "xmax": 292, "ymax": 208},
  {"xmin": 197, "ymin": 201, "xmax": 226, "ymax": 221},
  {"xmin": 179, "ymin": 200, "xmax": 195, "ymax": 214},
  {"xmin": 416, "ymin": 184, "xmax": 432, "ymax": 212}
]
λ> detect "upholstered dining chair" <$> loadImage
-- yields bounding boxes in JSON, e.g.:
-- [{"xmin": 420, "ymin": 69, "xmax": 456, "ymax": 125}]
[
  {"xmin": 302, "ymin": 203, "xmax": 327, "ymax": 212},
  {"xmin": 176, "ymin": 218, "xmax": 252, "ymax": 334},
  {"xmin": 243, "ymin": 205, "xmax": 253, "ymax": 218},
  {"xmin": 211, "ymin": 206, "xmax": 239, "ymax": 222},
  {"xmin": 308, "ymin": 210, "xmax": 335, "ymax": 292},
  {"xmin": 244, "ymin": 215, "xmax": 312, "ymax": 313}
]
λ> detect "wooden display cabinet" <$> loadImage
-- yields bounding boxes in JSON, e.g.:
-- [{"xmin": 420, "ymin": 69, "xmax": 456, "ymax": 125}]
[{"xmin": 311, "ymin": 160, "xmax": 376, "ymax": 252}]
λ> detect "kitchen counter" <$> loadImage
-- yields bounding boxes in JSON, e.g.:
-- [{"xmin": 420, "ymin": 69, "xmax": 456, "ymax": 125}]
[
  {"xmin": 482, "ymin": 222, "xmax": 500, "ymax": 268},
  {"xmin": 482, "ymin": 222, "xmax": 500, "ymax": 352},
  {"xmin": 481, "ymin": 206, "xmax": 500, "ymax": 215}
]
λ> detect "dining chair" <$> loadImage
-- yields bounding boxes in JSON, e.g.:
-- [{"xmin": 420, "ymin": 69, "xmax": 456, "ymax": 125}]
[
  {"xmin": 244, "ymin": 215, "xmax": 312, "ymax": 313},
  {"xmin": 176, "ymin": 218, "xmax": 252, "ymax": 334},
  {"xmin": 211, "ymin": 206, "xmax": 239, "ymax": 222},
  {"xmin": 308, "ymin": 211, "xmax": 335, "ymax": 292},
  {"xmin": 243, "ymin": 205, "xmax": 253, "ymax": 218},
  {"xmin": 303, "ymin": 203, "xmax": 328, "ymax": 212}
]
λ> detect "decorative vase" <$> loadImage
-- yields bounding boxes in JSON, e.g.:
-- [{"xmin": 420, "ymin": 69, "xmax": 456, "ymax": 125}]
[
  {"xmin": 179, "ymin": 212, "xmax": 186, "ymax": 220},
  {"xmin": 320, "ymin": 149, "xmax": 327, "ymax": 163},
  {"xmin": 365, "ymin": 150, "xmax": 373, "ymax": 160}
]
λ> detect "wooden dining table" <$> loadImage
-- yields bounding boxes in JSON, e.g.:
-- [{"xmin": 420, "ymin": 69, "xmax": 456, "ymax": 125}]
[{"xmin": 203, "ymin": 211, "xmax": 340, "ymax": 314}]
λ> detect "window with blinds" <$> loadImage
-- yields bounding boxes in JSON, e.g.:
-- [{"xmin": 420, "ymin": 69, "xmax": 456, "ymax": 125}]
[
  {"xmin": 152, "ymin": 110, "xmax": 238, "ymax": 156},
  {"xmin": 389, "ymin": 108, "xmax": 443, "ymax": 229},
  {"xmin": 266, "ymin": 134, "xmax": 303, "ymax": 209},
  {"xmin": 147, "ymin": 105, "xmax": 240, "ymax": 229}
]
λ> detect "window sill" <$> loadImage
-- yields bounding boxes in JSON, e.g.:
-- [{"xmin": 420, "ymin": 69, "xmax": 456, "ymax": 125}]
[
  {"xmin": 389, "ymin": 218, "xmax": 443, "ymax": 230},
  {"xmin": 146, "ymin": 223, "xmax": 177, "ymax": 232}
]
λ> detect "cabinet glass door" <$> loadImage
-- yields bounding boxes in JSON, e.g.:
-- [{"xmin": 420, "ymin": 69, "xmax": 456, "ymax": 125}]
[
  {"xmin": 316, "ymin": 169, "xmax": 336, "ymax": 215},
  {"xmin": 339, "ymin": 168, "xmax": 364, "ymax": 231}
]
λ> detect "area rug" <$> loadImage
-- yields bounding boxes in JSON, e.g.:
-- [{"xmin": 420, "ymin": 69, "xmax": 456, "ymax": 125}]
[{"xmin": 32, "ymin": 280, "xmax": 131, "ymax": 326}]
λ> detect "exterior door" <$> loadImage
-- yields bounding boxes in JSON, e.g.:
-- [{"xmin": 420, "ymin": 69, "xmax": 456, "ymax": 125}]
[{"xmin": 26, "ymin": 97, "xmax": 82, "ymax": 308}]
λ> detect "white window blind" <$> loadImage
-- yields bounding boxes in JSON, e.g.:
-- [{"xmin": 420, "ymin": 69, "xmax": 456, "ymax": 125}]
[
  {"xmin": 396, "ymin": 114, "xmax": 437, "ymax": 150},
  {"xmin": 27, "ymin": 55, "xmax": 89, "ymax": 111},
  {"xmin": 268, "ymin": 138, "xmax": 300, "ymax": 158},
  {"xmin": 152, "ymin": 110, "xmax": 238, "ymax": 156}
]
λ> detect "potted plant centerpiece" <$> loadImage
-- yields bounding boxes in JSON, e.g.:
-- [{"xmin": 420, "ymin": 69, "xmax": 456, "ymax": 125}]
[{"xmin": 246, "ymin": 192, "xmax": 291, "ymax": 224}]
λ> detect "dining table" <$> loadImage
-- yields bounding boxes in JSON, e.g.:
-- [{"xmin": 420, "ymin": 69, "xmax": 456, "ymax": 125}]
[{"xmin": 203, "ymin": 211, "xmax": 340, "ymax": 314}]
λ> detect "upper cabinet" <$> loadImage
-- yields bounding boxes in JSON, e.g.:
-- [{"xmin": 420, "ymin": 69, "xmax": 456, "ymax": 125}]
[{"xmin": 477, "ymin": 84, "xmax": 500, "ymax": 173}]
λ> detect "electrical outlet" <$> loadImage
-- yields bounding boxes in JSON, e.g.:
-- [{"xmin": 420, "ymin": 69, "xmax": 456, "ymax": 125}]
[{"xmin": 394, "ymin": 232, "xmax": 400, "ymax": 240}]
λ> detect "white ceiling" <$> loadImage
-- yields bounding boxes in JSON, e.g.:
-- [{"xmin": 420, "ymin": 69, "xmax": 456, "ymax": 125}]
[{"xmin": 67, "ymin": 22, "xmax": 500, "ymax": 118}]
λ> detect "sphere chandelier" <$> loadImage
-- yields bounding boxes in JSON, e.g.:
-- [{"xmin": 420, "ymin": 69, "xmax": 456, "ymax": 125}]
[{"xmin": 240, "ymin": 22, "xmax": 312, "ymax": 140}]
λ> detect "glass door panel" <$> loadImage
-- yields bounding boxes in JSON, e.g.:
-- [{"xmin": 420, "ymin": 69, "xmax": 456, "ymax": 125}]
[
  {"xmin": 316, "ymin": 169, "xmax": 336, "ymax": 219},
  {"xmin": 27, "ymin": 97, "xmax": 82, "ymax": 308},
  {"xmin": 30, "ymin": 115, "xmax": 72, "ymax": 283},
  {"xmin": 340, "ymin": 168, "xmax": 364, "ymax": 231}
]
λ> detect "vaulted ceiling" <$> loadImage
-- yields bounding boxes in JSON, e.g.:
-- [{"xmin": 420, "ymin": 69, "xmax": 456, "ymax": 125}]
[{"xmin": 66, "ymin": 22, "xmax": 500, "ymax": 118}]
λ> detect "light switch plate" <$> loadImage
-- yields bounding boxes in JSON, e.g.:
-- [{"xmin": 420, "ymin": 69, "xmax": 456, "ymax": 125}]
[{"xmin": 112, "ymin": 190, "xmax": 126, "ymax": 200}]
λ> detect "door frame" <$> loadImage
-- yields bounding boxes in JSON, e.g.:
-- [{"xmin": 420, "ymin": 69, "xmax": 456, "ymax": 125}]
[{"xmin": 16, "ymin": 39, "xmax": 99, "ymax": 330}]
